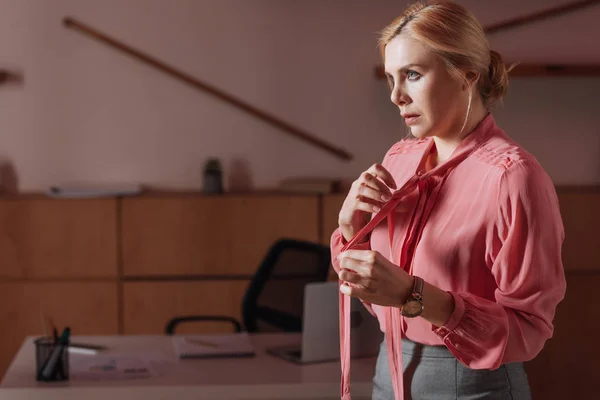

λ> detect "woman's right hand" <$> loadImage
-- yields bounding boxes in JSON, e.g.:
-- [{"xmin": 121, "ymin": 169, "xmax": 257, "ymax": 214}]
[{"xmin": 338, "ymin": 163, "xmax": 397, "ymax": 242}]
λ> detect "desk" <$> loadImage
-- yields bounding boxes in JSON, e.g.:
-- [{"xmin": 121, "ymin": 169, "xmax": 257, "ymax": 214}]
[{"xmin": 1, "ymin": 333, "xmax": 376, "ymax": 399}]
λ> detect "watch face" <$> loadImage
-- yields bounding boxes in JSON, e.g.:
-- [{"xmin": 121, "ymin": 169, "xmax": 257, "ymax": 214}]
[{"xmin": 402, "ymin": 299, "xmax": 423, "ymax": 318}]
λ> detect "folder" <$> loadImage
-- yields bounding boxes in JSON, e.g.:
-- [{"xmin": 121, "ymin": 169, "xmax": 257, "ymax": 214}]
[{"xmin": 172, "ymin": 333, "xmax": 256, "ymax": 359}]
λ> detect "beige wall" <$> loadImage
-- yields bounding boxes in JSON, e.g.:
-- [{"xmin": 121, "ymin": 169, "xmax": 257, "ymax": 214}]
[{"xmin": 0, "ymin": 0, "xmax": 599, "ymax": 192}]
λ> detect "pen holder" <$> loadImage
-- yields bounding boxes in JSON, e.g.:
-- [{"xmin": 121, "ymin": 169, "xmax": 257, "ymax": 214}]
[{"xmin": 35, "ymin": 337, "xmax": 69, "ymax": 382}]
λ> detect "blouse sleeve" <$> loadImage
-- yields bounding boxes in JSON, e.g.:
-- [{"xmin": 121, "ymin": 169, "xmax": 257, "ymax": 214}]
[
  {"xmin": 433, "ymin": 160, "xmax": 567, "ymax": 370},
  {"xmin": 330, "ymin": 143, "xmax": 402, "ymax": 273},
  {"xmin": 331, "ymin": 217, "xmax": 373, "ymax": 316},
  {"xmin": 330, "ymin": 145, "xmax": 401, "ymax": 315},
  {"xmin": 330, "ymin": 228, "xmax": 371, "ymax": 274}
]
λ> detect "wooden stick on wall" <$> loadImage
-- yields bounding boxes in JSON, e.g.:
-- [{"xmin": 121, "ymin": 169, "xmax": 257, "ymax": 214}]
[
  {"xmin": 484, "ymin": 0, "xmax": 600, "ymax": 34},
  {"xmin": 507, "ymin": 63, "xmax": 600, "ymax": 77},
  {"xmin": 63, "ymin": 17, "xmax": 353, "ymax": 161},
  {"xmin": 374, "ymin": 63, "xmax": 600, "ymax": 79}
]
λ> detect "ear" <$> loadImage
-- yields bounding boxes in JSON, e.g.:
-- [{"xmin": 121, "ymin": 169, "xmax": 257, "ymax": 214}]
[{"xmin": 462, "ymin": 70, "xmax": 480, "ymax": 90}]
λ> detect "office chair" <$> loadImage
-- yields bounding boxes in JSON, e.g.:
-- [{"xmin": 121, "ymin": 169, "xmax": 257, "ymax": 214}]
[{"xmin": 165, "ymin": 238, "xmax": 332, "ymax": 335}]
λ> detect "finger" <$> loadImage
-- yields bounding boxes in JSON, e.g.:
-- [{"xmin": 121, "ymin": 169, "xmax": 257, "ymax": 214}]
[
  {"xmin": 338, "ymin": 256, "xmax": 373, "ymax": 277},
  {"xmin": 338, "ymin": 249, "xmax": 379, "ymax": 265},
  {"xmin": 353, "ymin": 198, "xmax": 382, "ymax": 214},
  {"xmin": 367, "ymin": 163, "xmax": 397, "ymax": 190},
  {"xmin": 356, "ymin": 181, "xmax": 391, "ymax": 203},
  {"xmin": 340, "ymin": 283, "xmax": 374, "ymax": 303},
  {"xmin": 338, "ymin": 268, "xmax": 371, "ymax": 287},
  {"xmin": 360, "ymin": 172, "xmax": 393, "ymax": 198}
]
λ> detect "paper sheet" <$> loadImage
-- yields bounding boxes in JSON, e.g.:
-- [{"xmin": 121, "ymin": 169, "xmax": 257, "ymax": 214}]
[
  {"xmin": 172, "ymin": 332, "xmax": 255, "ymax": 359},
  {"xmin": 70, "ymin": 355, "xmax": 160, "ymax": 381}
]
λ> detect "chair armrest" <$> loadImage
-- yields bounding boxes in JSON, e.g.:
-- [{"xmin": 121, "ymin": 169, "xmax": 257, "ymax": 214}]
[{"xmin": 165, "ymin": 315, "xmax": 242, "ymax": 335}]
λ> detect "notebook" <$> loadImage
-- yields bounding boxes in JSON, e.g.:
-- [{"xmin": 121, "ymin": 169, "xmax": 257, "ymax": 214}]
[
  {"xmin": 67, "ymin": 342, "xmax": 108, "ymax": 356},
  {"xmin": 172, "ymin": 332, "xmax": 256, "ymax": 359}
]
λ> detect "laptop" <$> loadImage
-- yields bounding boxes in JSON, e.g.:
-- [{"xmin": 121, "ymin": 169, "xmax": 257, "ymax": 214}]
[{"xmin": 267, "ymin": 281, "xmax": 383, "ymax": 364}]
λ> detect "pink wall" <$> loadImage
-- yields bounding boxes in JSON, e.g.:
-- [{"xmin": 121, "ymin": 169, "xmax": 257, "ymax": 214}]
[{"xmin": 0, "ymin": 0, "xmax": 599, "ymax": 192}]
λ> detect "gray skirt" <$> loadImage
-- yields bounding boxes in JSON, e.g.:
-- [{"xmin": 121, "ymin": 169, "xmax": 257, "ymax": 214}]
[{"xmin": 373, "ymin": 338, "xmax": 532, "ymax": 400}]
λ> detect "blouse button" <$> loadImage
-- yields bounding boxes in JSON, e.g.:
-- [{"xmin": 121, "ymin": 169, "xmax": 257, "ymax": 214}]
[{"xmin": 416, "ymin": 170, "xmax": 423, "ymax": 176}]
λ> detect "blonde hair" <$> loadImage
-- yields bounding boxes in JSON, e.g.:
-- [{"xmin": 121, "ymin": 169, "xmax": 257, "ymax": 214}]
[{"xmin": 378, "ymin": 1, "xmax": 510, "ymax": 110}]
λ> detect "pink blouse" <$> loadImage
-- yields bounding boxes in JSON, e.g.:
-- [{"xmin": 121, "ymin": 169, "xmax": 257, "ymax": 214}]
[{"xmin": 331, "ymin": 114, "xmax": 566, "ymax": 400}]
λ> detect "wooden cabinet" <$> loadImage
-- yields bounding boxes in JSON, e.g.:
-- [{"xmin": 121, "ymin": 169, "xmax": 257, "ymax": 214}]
[
  {"xmin": 525, "ymin": 274, "xmax": 600, "ymax": 399},
  {"xmin": 0, "ymin": 188, "xmax": 598, "ymax": 395},
  {"xmin": 0, "ymin": 198, "xmax": 118, "ymax": 279},
  {"xmin": 121, "ymin": 195, "xmax": 319, "ymax": 277},
  {"xmin": 0, "ymin": 197, "xmax": 119, "ymax": 378},
  {"xmin": 121, "ymin": 197, "xmax": 231, "ymax": 277},
  {"xmin": 122, "ymin": 281, "xmax": 249, "ymax": 334},
  {"xmin": 322, "ymin": 194, "xmax": 344, "ymax": 246},
  {"xmin": 228, "ymin": 196, "xmax": 319, "ymax": 275},
  {"xmin": 0, "ymin": 282, "xmax": 119, "ymax": 378},
  {"xmin": 557, "ymin": 189, "xmax": 600, "ymax": 272}
]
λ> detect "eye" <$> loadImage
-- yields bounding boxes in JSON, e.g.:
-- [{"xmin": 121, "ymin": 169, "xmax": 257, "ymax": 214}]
[{"xmin": 406, "ymin": 70, "xmax": 421, "ymax": 81}]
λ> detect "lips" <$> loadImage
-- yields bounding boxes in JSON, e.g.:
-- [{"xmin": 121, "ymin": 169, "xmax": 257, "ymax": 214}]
[{"xmin": 401, "ymin": 113, "xmax": 420, "ymax": 125}]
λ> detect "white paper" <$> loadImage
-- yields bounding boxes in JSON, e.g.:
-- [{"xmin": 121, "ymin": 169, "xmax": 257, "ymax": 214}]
[
  {"xmin": 172, "ymin": 332, "xmax": 255, "ymax": 359},
  {"xmin": 70, "ymin": 355, "xmax": 158, "ymax": 381},
  {"xmin": 45, "ymin": 183, "xmax": 142, "ymax": 198}
]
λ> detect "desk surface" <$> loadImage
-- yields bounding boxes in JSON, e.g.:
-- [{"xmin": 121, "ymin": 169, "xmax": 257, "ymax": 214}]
[{"xmin": 1, "ymin": 333, "xmax": 376, "ymax": 399}]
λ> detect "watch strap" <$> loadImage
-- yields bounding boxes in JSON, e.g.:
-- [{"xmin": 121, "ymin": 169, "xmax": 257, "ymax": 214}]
[
  {"xmin": 412, "ymin": 275, "xmax": 424, "ymax": 300},
  {"xmin": 400, "ymin": 276, "xmax": 424, "ymax": 318}
]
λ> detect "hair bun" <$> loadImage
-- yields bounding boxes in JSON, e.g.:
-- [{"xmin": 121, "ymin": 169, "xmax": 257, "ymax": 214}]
[{"xmin": 485, "ymin": 50, "xmax": 509, "ymax": 108}]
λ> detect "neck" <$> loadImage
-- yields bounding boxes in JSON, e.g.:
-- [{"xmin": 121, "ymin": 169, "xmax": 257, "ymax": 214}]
[{"xmin": 432, "ymin": 102, "xmax": 488, "ymax": 165}]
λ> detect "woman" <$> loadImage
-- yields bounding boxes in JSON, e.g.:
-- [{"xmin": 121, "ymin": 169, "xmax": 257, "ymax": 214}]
[{"xmin": 330, "ymin": 1, "xmax": 566, "ymax": 399}]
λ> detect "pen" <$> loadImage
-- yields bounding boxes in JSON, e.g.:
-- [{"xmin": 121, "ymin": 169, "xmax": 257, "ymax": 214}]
[
  {"xmin": 40, "ymin": 313, "xmax": 48, "ymax": 340},
  {"xmin": 38, "ymin": 327, "xmax": 70, "ymax": 381},
  {"xmin": 47, "ymin": 317, "xmax": 57, "ymax": 342}
]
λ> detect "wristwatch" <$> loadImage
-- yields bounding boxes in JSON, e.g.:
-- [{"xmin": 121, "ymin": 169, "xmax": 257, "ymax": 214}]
[{"xmin": 400, "ymin": 275, "xmax": 424, "ymax": 318}]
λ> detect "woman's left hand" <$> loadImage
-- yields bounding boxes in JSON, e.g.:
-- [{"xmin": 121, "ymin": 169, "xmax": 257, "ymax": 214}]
[{"xmin": 337, "ymin": 250, "xmax": 413, "ymax": 307}]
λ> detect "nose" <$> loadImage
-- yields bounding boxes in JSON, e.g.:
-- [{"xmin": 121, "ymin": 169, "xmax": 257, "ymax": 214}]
[{"xmin": 390, "ymin": 83, "xmax": 409, "ymax": 107}]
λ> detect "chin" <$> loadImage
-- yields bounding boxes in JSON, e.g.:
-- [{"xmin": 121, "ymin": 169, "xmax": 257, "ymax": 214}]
[{"xmin": 407, "ymin": 126, "xmax": 432, "ymax": 139}]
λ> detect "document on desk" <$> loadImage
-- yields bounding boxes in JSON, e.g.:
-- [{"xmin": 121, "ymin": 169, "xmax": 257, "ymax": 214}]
[
  {"xmin": 70, "ymin": 355, "xmax": 159, "ymax": 380},
  {"xmin": 172, "ymin": 332, "xmax": 256, "ymax": 359}
]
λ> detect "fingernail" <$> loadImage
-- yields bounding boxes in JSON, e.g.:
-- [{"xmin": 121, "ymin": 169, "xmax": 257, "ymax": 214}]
[
  {"xmin": 373, "ymin": 206, "xmax": 380, "ymax": 212},
  {"xmin": 381, "ymin": 195, "xmax": 391, "ymax": 202}
]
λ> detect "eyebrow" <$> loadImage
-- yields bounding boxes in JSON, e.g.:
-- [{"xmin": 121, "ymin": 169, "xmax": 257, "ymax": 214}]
[{"xmin": 385, "ymin": 63, "xmax": 425, "ymax": 76}]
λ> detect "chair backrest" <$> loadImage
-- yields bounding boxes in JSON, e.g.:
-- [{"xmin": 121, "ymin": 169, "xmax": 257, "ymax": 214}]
[{"xmin": 241, "ymin": 238, "xmax": 332, "ymax": 333}]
